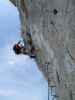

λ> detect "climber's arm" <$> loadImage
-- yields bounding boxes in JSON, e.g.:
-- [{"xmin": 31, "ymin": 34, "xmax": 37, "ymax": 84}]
[
  {"xmin": 17, "ymin": 40, "xmax": 21, "ymax": 44},
  {"xmin": 21, "ymin": 0, "xmax": 29, "ymax": 19}
]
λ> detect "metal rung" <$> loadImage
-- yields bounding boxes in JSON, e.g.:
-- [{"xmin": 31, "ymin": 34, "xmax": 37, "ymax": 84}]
[
  {"xmin": 52, "ymin": 95, "xmax": 59, "ymax": 100},
  {"xmin": 50, "ymin": 86, "xmax": 56, "ymax": 96}
]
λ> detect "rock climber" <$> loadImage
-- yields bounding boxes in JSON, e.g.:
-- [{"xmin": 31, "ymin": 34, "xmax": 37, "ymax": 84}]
[
  {"xmin": 13, "ymin": 40, "xmax": 29, "ymax": 55},
  {"xmin": 13, "ymin": 32, "xmax": 36, "ymax": 58}
]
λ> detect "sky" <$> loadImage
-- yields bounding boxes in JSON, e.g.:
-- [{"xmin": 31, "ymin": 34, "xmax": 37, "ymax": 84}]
[{"xmin": 0, "ymin": 0, "xmax": 48, "ymax": 100}]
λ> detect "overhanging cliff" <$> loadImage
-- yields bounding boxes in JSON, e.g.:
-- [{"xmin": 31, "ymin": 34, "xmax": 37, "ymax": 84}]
[{"xmin": 10, "ymin": 0, "xmax": 75, "ymax": 100}]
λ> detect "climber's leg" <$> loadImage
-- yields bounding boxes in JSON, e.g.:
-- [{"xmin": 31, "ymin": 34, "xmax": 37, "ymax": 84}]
[
  {"xmin": 28, "ymin": 45, "xmax": 36, "ymax": 59},
  {"xmin": 30, "ymin": 54, "xmax": 36, "ymax": 59},
  {"xmin": 30, "ymin": 49, "xmax": 36, "ymax": 58},
  {"xmin": 21, "ymin": 47, "xmax": 29, "ymax": 55}
]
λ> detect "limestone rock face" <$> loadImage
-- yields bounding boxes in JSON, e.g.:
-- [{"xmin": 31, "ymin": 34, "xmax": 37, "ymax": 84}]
[
  {"xmin": 10, "ymin": 0, "xmax": 16, "ymax": 6},
  {"xmin": 10, "ymin": 0, "xmax": 75, "ymax": 100}
]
